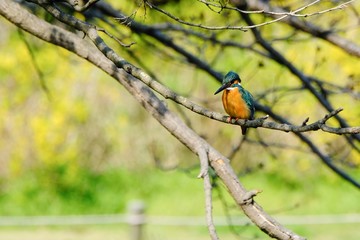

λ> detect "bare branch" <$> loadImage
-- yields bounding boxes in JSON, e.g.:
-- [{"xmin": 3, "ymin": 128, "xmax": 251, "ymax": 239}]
[
  {"xmin": 102, "ymin": 5, "xmax": 224, "ymax": 80},
  {"xmin": 292, "ymin": 0, "xmax": 355, "ymax": 18},
  {"xmin": 200, "ymin": 0, "xmax": 354, "ymax": 17},
  {"xmin": 197, "ymin": 147, "xmax": 219, "ymax": 240},
  {"xmin": 255, "ymin": 104, "xmax": 360, "ymax": 189},
  {"xmin": 17, "ymin": 29, "xmax": 52, "ymax": 100},
  {"xmin": 123, "ymin": 70, "xmax": 360, "ymax": 135},
  {"xmin": 145, "ymin": 0, "xmax": 354, "ymax": 31},
  {"xmin": 146, "ymin": 0, "xmax": 287, "ymax": 31},
  {"xmin": 96, "ymin": 26, "xmax": 135, "ymax": 47},
  {"xmin": 135, "ymin": 21, "xmax": 270, "ymax": 57},
  {"xmin": 243, "ymin": 0, "xmax": 360, "ymax": 58}
]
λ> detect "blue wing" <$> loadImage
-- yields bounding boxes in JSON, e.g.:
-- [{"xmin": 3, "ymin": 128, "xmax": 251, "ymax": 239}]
[{"xmin": 238, "ymin": 85, "xmax": 255, "ymax": 120}]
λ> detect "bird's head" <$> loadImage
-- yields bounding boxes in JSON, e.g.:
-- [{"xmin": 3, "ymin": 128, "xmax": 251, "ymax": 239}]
[{"xmin": 214, "ymin": 71, "xmax": 241, "ymax": 95}]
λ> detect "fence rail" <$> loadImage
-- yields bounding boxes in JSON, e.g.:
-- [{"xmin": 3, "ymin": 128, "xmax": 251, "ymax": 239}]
[{"xmin": 1, "ymin": 200, "xmax": 359, "ymax": 240}]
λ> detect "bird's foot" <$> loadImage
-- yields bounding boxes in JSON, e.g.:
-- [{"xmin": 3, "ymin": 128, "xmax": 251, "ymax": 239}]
[{"xmin": 227, "ymin": 117, "xmax": 239, "ymax": 123}]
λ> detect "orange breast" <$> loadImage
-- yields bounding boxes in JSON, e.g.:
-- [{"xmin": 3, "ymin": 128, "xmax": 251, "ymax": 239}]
[{"xmin": 222, "ymin": 88, "xmax": 251, "ymax": 119}]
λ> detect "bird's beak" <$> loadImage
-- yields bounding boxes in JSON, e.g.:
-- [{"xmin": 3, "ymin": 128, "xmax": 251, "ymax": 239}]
[{"xmin": 214, "ymin": 83, "xmax": 229, "ymax": 95}]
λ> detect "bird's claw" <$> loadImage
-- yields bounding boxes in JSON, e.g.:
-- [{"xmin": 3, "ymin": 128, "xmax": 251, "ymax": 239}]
[{"xmin": 227, "ymin": 117, "xmax": 239, "ymax": 123}]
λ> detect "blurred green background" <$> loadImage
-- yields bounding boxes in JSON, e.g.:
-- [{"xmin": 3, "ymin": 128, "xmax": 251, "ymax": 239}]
[{"xmin": 1, "ymin": 0, "xmax": 360, "ymax": 239}]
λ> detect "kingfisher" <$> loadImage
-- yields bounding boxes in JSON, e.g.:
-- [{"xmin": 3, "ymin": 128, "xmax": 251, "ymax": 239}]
[{"xmin": 214, "ymin": 71, "xmax": 255, "ymax": 135}]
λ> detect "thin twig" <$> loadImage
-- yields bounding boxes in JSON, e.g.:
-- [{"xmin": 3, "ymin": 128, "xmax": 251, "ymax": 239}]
[
  {"xmin": 18, "ymin": 29, "xmax": 52, "ymax": 100},
  {"xmin": 198, "ymin": 147, "xmax": 219, "ymax": 240},
  {"xmin": 146, "ymin": 1, "xmax": 286, "ymax": 31},
  {"xmin": 244, "ymin": 0, "xmax": 360, "ymax": 57},
  {"xmin": 145, "ymin": 0, "xmax": 353, "ymax": 31},
  {"xmin": 198, "ymin": 0, "xmax": 354, "ymax": 17},
  {"xmin": 96, "ymin": 26, "xmax": 135, "ymax": 47}
]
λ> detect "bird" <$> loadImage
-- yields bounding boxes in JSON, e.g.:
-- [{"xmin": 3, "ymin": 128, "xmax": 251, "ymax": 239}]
[{"xmin": 214, "ymin": 71, "xmax": 255, "ymax": 135}]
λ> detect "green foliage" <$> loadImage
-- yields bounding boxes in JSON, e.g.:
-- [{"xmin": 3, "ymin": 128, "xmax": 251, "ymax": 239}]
[{"xmin": 0, "ymin": 165, "xmax": 204, "ymax": 216}]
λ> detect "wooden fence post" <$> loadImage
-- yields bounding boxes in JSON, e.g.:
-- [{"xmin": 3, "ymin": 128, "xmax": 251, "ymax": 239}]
[{"xmin": 127, "ymin": 200, "xmax": 146, "ymax": 240}]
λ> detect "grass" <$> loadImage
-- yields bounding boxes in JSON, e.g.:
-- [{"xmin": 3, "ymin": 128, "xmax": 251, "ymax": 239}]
[{"xmin": 0, "ymin": 166, "xmax": 359, "ymax": 239}]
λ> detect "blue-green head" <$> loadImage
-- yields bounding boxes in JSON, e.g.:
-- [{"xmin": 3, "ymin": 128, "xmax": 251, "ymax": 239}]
[{"xmin": 214, "ymin": 71, "xmax": 241, "ymax": 95}]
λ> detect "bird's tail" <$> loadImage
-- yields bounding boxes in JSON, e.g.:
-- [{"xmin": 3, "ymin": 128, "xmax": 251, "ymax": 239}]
[{"xmin": 241, "ymin": 126, "xmax": 247, "ymax": 135}]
